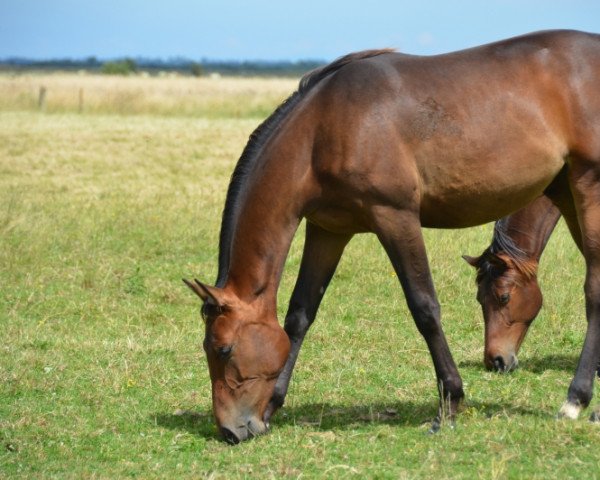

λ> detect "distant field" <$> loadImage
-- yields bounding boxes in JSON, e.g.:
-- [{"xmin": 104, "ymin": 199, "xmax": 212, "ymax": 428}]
[
  {"xmin": 1, "ymin": 74, "xmax": 599, "ymax": 478},
  {"xmin": 0, "ymin": 72, "xmax": 297, "ymax": 117}
]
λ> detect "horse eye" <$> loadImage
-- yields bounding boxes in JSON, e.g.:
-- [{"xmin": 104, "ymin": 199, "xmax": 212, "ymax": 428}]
[
  {"xmin": 217, "ymin": 345, "xmax": 232, "ymax": 359},
  {"xmin": 499, "ymin": 293, "xmax": 510, "ymax": 305}
]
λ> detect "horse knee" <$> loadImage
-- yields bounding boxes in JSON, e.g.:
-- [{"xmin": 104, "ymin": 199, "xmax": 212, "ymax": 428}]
[
  {"xmin": 283, "ymin": 308, "xmax": 312, "ymax": 340},
  {"xmin": 409, "ymin": 296, "xmax": 441, "ymax": 336},
  {"xmin": 584, "ymin": 272, "xmax": 600, "ymax": 297}
]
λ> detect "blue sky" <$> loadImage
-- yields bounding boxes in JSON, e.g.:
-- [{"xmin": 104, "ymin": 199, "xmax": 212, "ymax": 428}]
[{"xmin": 2, "ymin": 1, "xmax": 600, "ymax": 61}]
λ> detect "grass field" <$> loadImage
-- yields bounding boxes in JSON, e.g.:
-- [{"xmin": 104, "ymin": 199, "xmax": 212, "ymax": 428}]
[{"xmin": 1, "ymin": 74, "xmax": 599, "ymax": 479}]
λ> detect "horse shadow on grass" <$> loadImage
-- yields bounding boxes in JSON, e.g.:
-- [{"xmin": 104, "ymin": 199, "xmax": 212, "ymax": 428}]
[
  {"xmin": 519, "ymin": 354, "xmax": 580, "ymax": 374},
  {"xmin": 459, "ymin": 354, "xmax": 579, "ymax": 374},
  {"xmin": 152, "ymin": 397, "xmax": 543, "ymax": 442},
  {"xmin": 154, "ymin": 355, "xmax": 595, "ymax": 442}
]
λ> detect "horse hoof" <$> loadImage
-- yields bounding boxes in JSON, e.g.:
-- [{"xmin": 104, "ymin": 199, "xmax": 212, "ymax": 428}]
[
  {"xmin": 427, "ymin": 419, "xmax": 441, "ymax": 435},
  {"xmin": 557, "ymin": 401, "xmax": 581, "ymax": 420},
  {"xmin": 427, "ymin": 417, "xmax": 455, "ymax": 434},
  {"xmin": 590, "ymin": 409, "xmax": 600, "ymax": 423}
]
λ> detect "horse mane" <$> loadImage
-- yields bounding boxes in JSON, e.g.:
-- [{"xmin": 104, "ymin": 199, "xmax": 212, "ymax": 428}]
[
  {"xmin": 298, "ymin": 48, "xmax": 395, "ymax": 92},
  {"xmin": 214, "ymin": 49, "xmax": 395, "ymax": 286},
  {"xmin": 475, "ymin": 218, "xmax": 538, "ymax": 284}
]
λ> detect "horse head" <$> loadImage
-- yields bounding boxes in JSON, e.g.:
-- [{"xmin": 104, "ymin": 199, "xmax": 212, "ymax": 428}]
[
  {"xmin": 463, "ymin": 251, "xmax": 542, "ymax": 372},
  {"xmin": 183, "ymin": 279, "xmax": 290, "ymax": 444}
]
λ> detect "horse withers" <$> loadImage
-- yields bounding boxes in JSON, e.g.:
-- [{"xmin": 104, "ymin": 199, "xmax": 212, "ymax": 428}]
[{"xmin": 186, "ymin": 30, "xmax": 600, "ymax": 442}]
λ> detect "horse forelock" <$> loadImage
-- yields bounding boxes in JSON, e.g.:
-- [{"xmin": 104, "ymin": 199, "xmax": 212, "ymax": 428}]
[
  {"xmin": 475, "ymin": 220, "xmax": 538, "ymax": 285},
  {"xmin": 476, "ymin": 252, "xmax": 538, "ymax": 285},
  {"xmin": 215, "ymin": 48, "xmax": 395, "ymax": 286},
  {"xmin": 492, "ymin": 219, "xmax": 538, "ymax": 280}
]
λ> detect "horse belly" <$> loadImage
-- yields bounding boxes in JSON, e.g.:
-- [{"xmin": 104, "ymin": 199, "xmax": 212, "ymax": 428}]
[{"xmin": 417, "ymin": 148, "xmax": 565, "ymax": 228}]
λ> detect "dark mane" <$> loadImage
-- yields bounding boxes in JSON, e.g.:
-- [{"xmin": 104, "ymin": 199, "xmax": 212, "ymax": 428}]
[
  {"xmin": 298, "ymin": 48, "xmax": 395, "ymax": 92},
  {"xmin": 214, "ymin": 49, "xmax": 394, "ymax": 286},
  {"xmin": 489, "ymin": 218, "xmax": 528, "ymax": 260},
  {"xmin": 475, "ymin": 218, "xmax": 537, "ymax": 284}
]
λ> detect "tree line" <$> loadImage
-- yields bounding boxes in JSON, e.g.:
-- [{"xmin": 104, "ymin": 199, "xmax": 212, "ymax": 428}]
[{"xmin": 0, "ymin": 56, "xmax": 325, "ymax": 77}]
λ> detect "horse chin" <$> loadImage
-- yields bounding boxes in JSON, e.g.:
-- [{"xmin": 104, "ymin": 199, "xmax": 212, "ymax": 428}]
[
  {"xmin": 492, "ymin": 354, "xmax": 519, "ymax": 373},
  {"xmin": 485, "ymin": 351, "xmax": 519, "ymax": 373},
  {"xmin": 220, "ymin": 417, "xmax": 269, "ymax": 444}
]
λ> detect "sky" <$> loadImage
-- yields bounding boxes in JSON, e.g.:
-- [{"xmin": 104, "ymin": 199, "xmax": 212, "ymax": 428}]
[{"xmin": 1, "ymin": 1, "xmax": 600, "ymax": 61}]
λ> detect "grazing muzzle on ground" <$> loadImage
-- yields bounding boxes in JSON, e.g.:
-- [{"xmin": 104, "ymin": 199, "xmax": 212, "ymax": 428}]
[
  {"xmin": 485, "ymin": 352, "xmax": 519, "ymax": 373},
  {"xmin": 219, "ymin": 415, "xmax": 269, "ymax": 444},
  {"xmin": 463, "ymin": 252, "xmax": 542, "ymax": 374},
  {"xmin": 183, "ymin": 278, "xmax": 291, "ymax": 444}
]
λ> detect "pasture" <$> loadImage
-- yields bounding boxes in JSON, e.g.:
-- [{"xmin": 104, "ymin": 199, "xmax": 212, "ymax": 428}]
[{"xmin": 1, "ymin": 73, "xmax": 599, "ymax": 478}]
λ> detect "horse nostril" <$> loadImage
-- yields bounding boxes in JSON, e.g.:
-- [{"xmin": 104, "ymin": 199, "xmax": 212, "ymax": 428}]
[
  {"xmin": 493, "ymin": 356, "xmax": 506, "ymax": 372},
  {"xmin": 220, "ymin": 427, "xmax": 240, "ymax": 445}
]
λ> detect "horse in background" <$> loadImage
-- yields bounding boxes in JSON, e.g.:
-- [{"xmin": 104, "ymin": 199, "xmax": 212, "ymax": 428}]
[
  {"xmin": 463, "ymin": 196, "xmax": 561, "ymax": 372},
  {"xmin": 464, "ymin": 195, "xmax": 600, "ymax": 382}
]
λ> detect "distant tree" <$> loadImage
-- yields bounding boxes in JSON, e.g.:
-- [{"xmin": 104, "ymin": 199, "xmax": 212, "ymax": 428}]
[
  {"xmin": 101, "ymin": 58, "xmax": 137, "ymax": 75},
  {"xmin": 190, "ymin": 62, "xmax": 204, "ymax": 77},
  {"xmin": 123, "ymin": 58, "xmax": 137, "ymax": 72}
]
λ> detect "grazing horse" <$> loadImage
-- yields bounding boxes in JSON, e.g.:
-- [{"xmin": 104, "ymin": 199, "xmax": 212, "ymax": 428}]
[
  {"xmin": 465, "ymin": 196, "xmax": 600, "ymax": 383},
  {"xmin": 463, "ymin": 196, "xmax": 562, "ymax": 372},
  {"xmin": 185, "ymin": 30, "xmax": 600, "ymax": 443}
]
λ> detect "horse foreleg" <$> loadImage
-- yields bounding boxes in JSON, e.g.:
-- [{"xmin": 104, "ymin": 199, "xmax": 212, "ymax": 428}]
[
  {"xmin": 264, "ymin": 221, "xmax": 352, "ymax": 423},
  {"xmin": 372, "ymin": 207, "xmax": 464, "ymax": 432},
  {"xmin": 557, "ymin": 160, "xmax": 600, "ymax": 420}
]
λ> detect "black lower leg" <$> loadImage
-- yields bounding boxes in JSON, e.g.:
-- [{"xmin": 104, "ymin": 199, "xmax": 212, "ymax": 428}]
[
  {"xmin": 374, "ymin": 209, "xmax": 464, "ymax": 432},
  {"xmin": 264, "ymin": 222, "xmax": 351, "ymax": 421}
]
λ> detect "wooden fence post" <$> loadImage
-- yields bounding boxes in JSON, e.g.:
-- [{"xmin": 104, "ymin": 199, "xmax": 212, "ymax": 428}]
[
  {"xmin": 78, "ymin": 88, "xmax": 84, "ymax": 113},
  {"xmin": 38, "ymin": 86, "xmax": 47, "ymax": 110}
]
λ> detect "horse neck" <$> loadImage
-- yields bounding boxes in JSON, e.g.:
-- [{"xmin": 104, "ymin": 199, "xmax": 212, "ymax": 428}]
[
  {"xmin": 224, "ymin": 153, "xmax": 304, "ymax": 306},
  {"xmin": 500, "ymin": 196, "xmax": 561, "ymax": 262}
]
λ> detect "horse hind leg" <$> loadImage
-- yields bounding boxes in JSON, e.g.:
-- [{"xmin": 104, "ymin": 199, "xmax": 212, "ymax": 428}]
[
  {"xmin": 263, "ymin": 221, "xmax": 352, "ymax": 423},
  {"xmin": 557, "ymin": 157, "xmax": 600, "ymax": 420},
  {"xmin": 372, "ymin": 207, "xmax": 464, "ymax": 431},
  {"xmin": 544, "ymin": 166, "xmax": 583, "ymax": 252}
]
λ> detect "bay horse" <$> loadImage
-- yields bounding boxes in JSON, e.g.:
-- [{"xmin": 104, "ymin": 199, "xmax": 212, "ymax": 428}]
[
  {"xmin": 463, "ymin": 195, "xmax": 562, "ymax": 372},
  {"xmin": 465, "ymin": 196, "xmax": 600, "ymax": 382},
  {"xmin": 185, "ymin": 30, "xmax": 600, "ymax": 443}
]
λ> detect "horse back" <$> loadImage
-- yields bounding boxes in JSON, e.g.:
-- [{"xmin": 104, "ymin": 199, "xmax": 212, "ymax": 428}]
[{"xmin": 303, "ymin": 30, "xmax": 600, "ymax": 229}]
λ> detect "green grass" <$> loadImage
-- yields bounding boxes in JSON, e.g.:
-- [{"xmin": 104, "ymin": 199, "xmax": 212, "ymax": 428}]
[{"xmin": 1, "ymin": 96, "xmax": 599, "ymax": 478}]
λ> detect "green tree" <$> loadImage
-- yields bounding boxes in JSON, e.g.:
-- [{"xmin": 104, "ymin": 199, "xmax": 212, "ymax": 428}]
[
  {"xmin": 190, "ymin": 62, "xmax": 204, "ymax": 77},
  {"xmin": 101, "ymin": 58, "xmax": 137, "ymax": 75}
]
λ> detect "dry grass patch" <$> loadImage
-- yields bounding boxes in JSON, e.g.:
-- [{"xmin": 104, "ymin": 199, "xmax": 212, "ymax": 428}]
[{"xmin": 0, "ymin": 73, "xmax": 297, "ymax": 117}]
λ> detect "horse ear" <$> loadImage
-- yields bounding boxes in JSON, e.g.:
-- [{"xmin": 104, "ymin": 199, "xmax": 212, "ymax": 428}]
[
  {"xmin": 182, "ymin": 278, "xmax": 226, "ymax": 306},
  {"xmin": 462, "ymin": 254, "xmax": 480, "ymax": 268}
]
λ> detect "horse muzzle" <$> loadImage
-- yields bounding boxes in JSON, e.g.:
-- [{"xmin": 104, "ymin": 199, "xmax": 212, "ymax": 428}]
[
  {"xmin": 485, "ymin": 352, "xmax": 519, "ymax": 373},
  {"xmin": 219, "ymin": 417, "xmax": 268, "ymax": 444}
]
